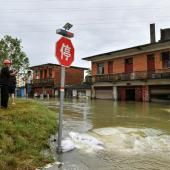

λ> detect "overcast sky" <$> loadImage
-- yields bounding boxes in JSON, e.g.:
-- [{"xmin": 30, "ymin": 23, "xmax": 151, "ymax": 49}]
[{"xmin": 0, "ymin": 0, "xmax": 170, "ymax": 68}]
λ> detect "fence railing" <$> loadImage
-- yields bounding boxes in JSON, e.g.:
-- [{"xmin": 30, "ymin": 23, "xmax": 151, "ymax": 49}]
[
  {"xmin": 32, "ymin": 78, "xmax": 54, "ymax": 87},
  {"xmin": 85, "ymin": 69, "xmax": 170, "ymax": 83}
]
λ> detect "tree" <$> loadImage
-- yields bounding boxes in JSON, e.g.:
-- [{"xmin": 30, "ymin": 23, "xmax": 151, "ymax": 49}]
[
  {"xmin": 84, "ymin": 69, "xmax": 92, "ymax": 84},
  {"xmin": 86, "ymin": 69, "xmax": 91, "ymax": 76},
  {"xmin": 0, "ymin": 35, "xmax": 29, "ymax": 74}
]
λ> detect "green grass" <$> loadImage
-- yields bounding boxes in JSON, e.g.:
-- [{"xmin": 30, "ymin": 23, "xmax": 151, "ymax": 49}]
[{"xmin": 0, "ymin": 99, "xmax": 57, "ymax": 170}]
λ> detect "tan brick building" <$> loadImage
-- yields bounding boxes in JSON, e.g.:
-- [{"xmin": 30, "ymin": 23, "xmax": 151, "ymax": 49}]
[{"xmin": 84, "ymin": 24, "xmax": 170, "ymax": 102}]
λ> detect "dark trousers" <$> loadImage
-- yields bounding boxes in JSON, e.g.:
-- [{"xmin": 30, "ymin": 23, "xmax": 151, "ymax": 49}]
[{"xmin": 1, "ymin": 85, "xmax": 9, "ymax": 108}]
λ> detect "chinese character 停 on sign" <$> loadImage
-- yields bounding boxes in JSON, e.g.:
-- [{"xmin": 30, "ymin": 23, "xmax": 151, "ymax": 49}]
[{"xmin": 60, "ymin": 43, "xmax": 71, "ymax": 61}]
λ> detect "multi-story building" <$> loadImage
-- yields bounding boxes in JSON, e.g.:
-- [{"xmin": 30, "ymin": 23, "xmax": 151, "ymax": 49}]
[
  {"xmin": 83, "ymin": 24, "xmax": 170, "ymax": 102},
  {"xmin": 30, "ymin": 63, "xmax": 88, "ymax": 97}
]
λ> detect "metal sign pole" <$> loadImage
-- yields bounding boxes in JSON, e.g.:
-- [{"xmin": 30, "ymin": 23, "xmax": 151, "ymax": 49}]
[
  {"xmin": 56, "ymin": 23, "xmax": 74, "ymax": 153},
  {"xmin": 57, "ymin": 66, "xmax": 65, "ymax": 153}
]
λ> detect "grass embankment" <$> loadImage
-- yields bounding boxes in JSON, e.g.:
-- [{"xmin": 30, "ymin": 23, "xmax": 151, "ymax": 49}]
[{"xmin": 0, "ymin": 99, "xmax": 57, "ymax": 170}]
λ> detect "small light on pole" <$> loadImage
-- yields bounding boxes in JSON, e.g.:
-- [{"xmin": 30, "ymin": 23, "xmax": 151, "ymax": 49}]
[{"xmin": 56, "ymin": 23, "xmax": 74, "ymax": 38}]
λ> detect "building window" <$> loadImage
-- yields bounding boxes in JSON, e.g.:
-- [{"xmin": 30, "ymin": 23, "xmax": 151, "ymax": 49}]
[
  {"xmin": 44, "ymin": 69, "xmax": 47, "ymax": 79},
  {"xmin": 125, "ymin": 58, "xmax": 133, "ymax": 64},
  {"xmin": 49, "ymin": 68, "xmax": 52, "ymax": 78},
  {"xmin": 40, "ymin": 70, "xmax": 43, "ymax": 79},
  {"xmin": 97, "ymin": 63, "xmax": 104, "ymax": 74},
  {"xmin": 162, "ymin": 51, "xmax": 170, "ymax": 68},
  {"xmin": 35, "ymin": 70, "xmax": 39, "ymax": 79}
]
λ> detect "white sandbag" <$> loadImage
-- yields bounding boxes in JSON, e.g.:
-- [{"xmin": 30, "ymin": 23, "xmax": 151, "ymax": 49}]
[{"xmin": 61, "ymin": 138, "xmax": 75, "ymax": 152}]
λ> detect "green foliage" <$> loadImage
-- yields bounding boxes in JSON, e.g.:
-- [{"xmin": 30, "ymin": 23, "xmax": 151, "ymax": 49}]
[
  {"xmin": 86, "ymin": 69, "xmax": 91, "ymax": 76},
  {"xmin": 0, "ymin": 35, "xmax": 29, "ymax": 72},
  {"xmin": 0, "ymin": 99, "xmax": 57, "ymax": 170}
]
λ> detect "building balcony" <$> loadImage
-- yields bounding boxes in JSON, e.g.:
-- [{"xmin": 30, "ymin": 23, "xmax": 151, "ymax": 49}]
[
  {"xmin": 32, "ymin": 78, "xmax": 54, "ymax": 87},
  {"xmin": 85, "ymin": 69, "xmax": 170, "ymax": 84}
]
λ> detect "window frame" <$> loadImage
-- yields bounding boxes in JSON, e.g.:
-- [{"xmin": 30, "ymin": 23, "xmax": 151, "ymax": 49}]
[
  {"xmin": 162, "ymin": 51, "xmax": 170, "ymax": 68},
  {"xmin": 97, "ymin": 63, "xmax": 105, "ymax": 75}
]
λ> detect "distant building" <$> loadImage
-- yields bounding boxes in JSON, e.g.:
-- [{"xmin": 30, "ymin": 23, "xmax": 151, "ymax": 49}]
[
  {"xmin": 83, "ymin": 24, "xmax": 170, "ymax": 102},
  {"xmin": 16, "ymin": 71, "xmax": 33, "ymax": 97},
  {"xmin": 30, "ymin": 63, "xmax": 89, "ymax": 97}
]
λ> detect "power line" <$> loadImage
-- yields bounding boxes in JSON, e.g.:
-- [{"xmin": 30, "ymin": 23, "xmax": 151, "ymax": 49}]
[
  {"xmin": 0, "ymin": 9, "xmax": 166, "ymax": 15},
  {"xmin": 0, "ymin": 23, "xmax": 166, "ymax": 35},
  {"xmin": 0, "ymin": 6, "xmax": 167, "ymax": 10},
  {"xmin": 0, "ymin": 15, "xmax": 170, "ymax": 26},
  {"xmin": 0, "ymin": 6, "xmax": 168, "ymax": 13}
]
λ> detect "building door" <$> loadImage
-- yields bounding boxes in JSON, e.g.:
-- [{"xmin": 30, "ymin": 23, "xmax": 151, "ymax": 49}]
[
  {"xmin": 108, "ymin": 61, "xmax": 113, "ymax": 74},
  {"xmin": 125, "ymin": 58, "xmax": 133, "ymax": 73},
  {"xmin": 147, "ymin": 54, "xmax": 155, "ymax": 71},
  {"xmin": 118, "ymin": 87, "xmax": 126, "ymax": 101},
  {"xmin": 44, "ymin": 69, "xmax": 47, "ymax": 79},
  {"xmin": 95, "ymin": 87, "xmax": 113, "ymax": 99},
  {"xmin": 126, "ymin": 88, "xmax": 135, "ymax": 101}
]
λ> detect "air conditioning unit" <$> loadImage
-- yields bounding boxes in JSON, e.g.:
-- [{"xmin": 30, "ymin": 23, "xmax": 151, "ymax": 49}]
[
  {"xmin": 130, "ymin": 73, "xmax": 135, "ymax": 80},
  {"xmin": 151, "ymin": 73, "xmax": 156, "ymax": 79}
]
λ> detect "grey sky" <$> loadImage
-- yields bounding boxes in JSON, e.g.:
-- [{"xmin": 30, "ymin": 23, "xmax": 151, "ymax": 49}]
[{"xmin": 0, "ymin": 0, "xmax": 170, "ymax": 68}]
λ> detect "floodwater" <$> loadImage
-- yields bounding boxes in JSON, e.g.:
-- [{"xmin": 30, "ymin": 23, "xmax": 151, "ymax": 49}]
[{"xmin": 42, "ymin": 99, "xmax": 170, "ymax": 170}]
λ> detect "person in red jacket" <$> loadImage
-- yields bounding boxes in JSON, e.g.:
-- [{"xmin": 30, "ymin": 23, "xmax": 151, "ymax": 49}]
[{"xmin": 0, "ymin": 59, "xmax": 17, "ymax": 108}]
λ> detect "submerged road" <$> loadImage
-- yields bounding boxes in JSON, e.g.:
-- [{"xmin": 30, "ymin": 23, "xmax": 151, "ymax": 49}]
[{"xmin": 42, "ymin": 99, "xmax": 170, "ymax": 170}]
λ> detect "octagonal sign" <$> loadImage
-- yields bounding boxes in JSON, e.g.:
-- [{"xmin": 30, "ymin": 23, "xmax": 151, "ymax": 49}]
[{"xmin": 55, "ymin": 37, "xmax": 74, "ymax": 67}]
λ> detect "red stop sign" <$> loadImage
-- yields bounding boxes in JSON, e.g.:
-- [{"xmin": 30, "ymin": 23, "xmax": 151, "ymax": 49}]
[{"xmin": 55, "ymin": 37, "xmax": 74, "ymax": 67}]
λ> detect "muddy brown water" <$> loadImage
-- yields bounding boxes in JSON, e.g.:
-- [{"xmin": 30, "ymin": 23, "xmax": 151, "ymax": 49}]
[{"xmin": 42, "ymin": 98, "xmax": 170, "ymax": 170}]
